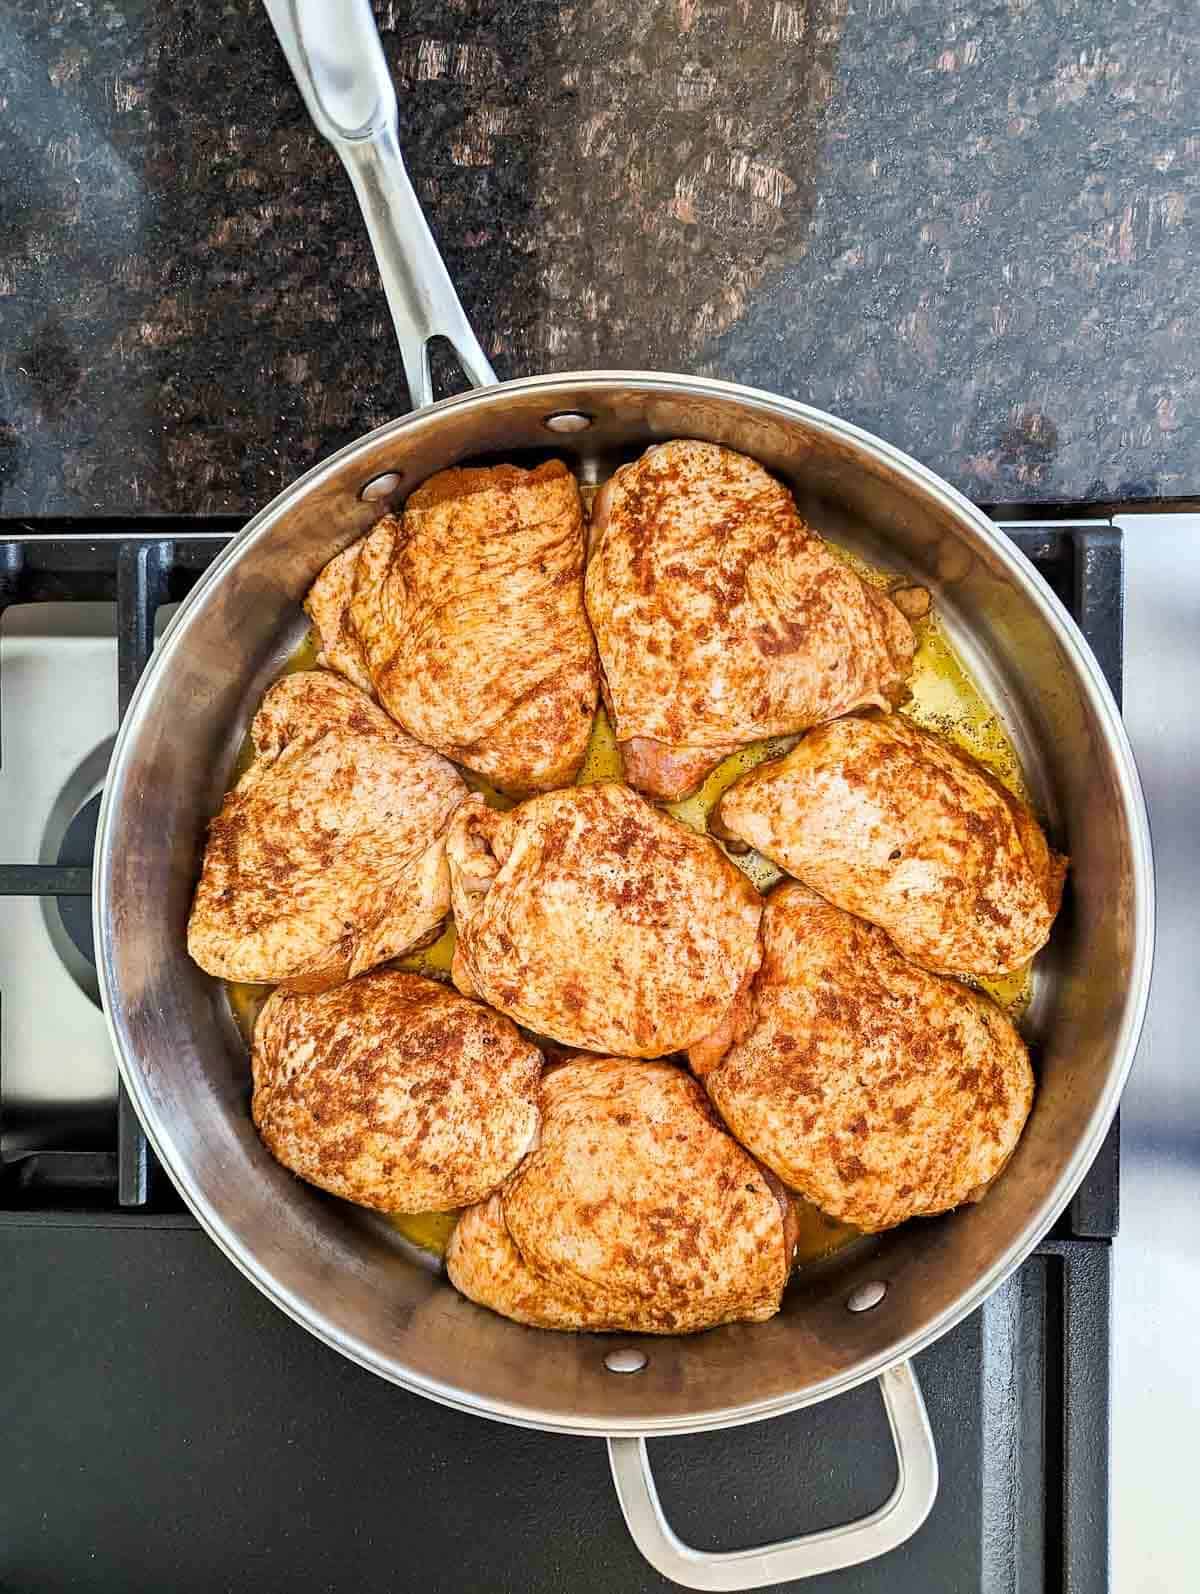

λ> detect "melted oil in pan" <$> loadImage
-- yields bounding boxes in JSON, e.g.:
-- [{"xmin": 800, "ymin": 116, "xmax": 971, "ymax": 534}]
[
  {"xmin": 902, "ymin": 616, "xmax": 1029, "ymax": 799},
  {"xmin": 902, "ymin": 612, "xmax": 1034, "ymax": 1018},
  {"xmin": 218, "ymin": 538, "xmax": 1036, "ymax": 1270},
  {"xmin": 384, "ymin": 1198, "xmax": 857, "ymax": 1272},
  {"xmin": 459, "ymin": 769, "xmax": 518, "ymax": 812},
  {"xmin": 665, "ymin": 743, "xmax": 796, "ymax": 893},
  {"xmin": 575, "ymin": 703, "xmax": 622, "ymax": 785},
  {"xmin": 395, "ymin": 919, "xmax": 458, "ymax": 980},
  {"xmin": 228, "ymin": 981, "xmax": 273, "ymax": 1047},
  {"xmin": 791, "ymin": 1201, "xmax": 860, "ymax": 1266},
  {"xmin": 387, "ymin": 1209, "xmax": 461, "ymax": 1257}
]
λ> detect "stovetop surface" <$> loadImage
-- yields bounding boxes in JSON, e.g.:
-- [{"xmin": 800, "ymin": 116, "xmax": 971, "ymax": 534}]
[
  {"xmin": 0, "ymin": 518, "xmax": 1124, "ymax": 1593},
  {"xmin": 2, "ymin": 1226, "xmax": 1105, "ymax": 1594}
]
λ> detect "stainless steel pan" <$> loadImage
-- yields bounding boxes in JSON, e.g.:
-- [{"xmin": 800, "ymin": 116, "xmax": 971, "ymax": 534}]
[{"xmin": 93, "ymin": 2, "xmax": 1154, "ymax": 1585}]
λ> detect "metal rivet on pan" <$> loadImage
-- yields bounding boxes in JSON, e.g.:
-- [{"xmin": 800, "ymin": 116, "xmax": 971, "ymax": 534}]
[
  {"xmin": 604, "ymin": 1347, "xmax": 648, "ymax": 1374},
  {"xmin": 847, "ymin": 1280, "xmax": 888, "ymax": 1313},
  {"xmin": 360, "ymin": 471, "xmax": 403, "ymax": 501},
  {"xmin": 544, "ymin": 411, "xmax": 593, "ymax": 433}
]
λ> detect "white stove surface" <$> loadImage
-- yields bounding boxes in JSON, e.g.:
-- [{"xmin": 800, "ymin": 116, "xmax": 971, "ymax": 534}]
[
  {"xmin": 0, "ymin": 602, "xmax": 118, "ymax": 1152},
  {"xmin": 0, "ymin": 598, "xmax": 178, "ymax": 1154},
  {"xmin": 1112, "ymin": 514, "xmax": 1200, "ymax": 1594}
]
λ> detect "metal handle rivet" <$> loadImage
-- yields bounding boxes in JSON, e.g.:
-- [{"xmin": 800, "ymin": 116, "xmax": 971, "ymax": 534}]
[
  {"xmin": 605, "ymin": 1348, "xmax": 648, "ymax": 1374},
  {"xmin": 544, "ymin": 412, "xmax": 593, "ymax": 433},
  {"xmin": 360, "ymin": 471, "xmax": 403, "ymax": 501},
  {"xmin": 847, "ymin": 1280, "xmax": 888, "ymax": 1313}
]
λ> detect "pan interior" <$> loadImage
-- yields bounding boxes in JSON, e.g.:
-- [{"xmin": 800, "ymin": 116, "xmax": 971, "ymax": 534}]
[{"xmin": 96, "ymin": 375, "xmax": 1150, "ymax": 1435}]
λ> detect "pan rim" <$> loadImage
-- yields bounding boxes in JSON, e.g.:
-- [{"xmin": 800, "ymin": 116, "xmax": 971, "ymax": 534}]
[{"xmin": 94, "ymin": 370, "xmax": 1155, "ymax": 1436}]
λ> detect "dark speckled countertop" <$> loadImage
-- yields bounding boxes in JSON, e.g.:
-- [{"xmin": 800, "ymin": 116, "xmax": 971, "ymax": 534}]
[{"xmin": 1, "ymin": 0, "xmax": 1197, "ymax": 515}]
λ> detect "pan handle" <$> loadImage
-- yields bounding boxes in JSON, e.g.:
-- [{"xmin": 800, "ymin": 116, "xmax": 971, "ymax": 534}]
[
  {"xmin": 262, "ymin": 0, "xmax": 496, "ymax": 408},
  {"xmin": 607, "ymin": 1361, "xmax": 937, "ymax": 1590}
]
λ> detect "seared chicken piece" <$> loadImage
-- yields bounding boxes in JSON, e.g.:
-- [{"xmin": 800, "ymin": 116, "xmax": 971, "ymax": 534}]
[
  {"xmin": 305, "ymin": 461, "xmax": 599, "ymax": 794},
  {"xmin": 716, "ymin": 714, "xmax": 1066, "ymax": 976},
  {"xmin": 303, "ymin": 539, "xmax": 375, "ymax": 697},
  {"xmin": 585, "ymin": 441, "xmax": 915, "ymax": 799},
  {"xmin": 447, "ymin": 1056, "xmax": 796, "ymax": 1333},
  {"xmin": 446, "ymin": 782, "xmax": 762, "ymax": 1056},
  {"xmin": 187, "ymin": 671, "xmax": 466, "ymax": 991},
  {"xmin": 693, "ymin": 884, "xmax": 1034, "ymax": 1232},
  {"xmin": 252, "ymin": 970, "xmax": 541, "ymax": 1212}
]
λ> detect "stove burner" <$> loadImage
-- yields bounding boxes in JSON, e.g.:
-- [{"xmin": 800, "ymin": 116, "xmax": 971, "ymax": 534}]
[
  {"xmin": 34, "ymin": 733, "xmax": 114, "ymax": 1011},
  {"xmin": 54, "ymin": 791, "xmax": 102, "ymax": 969}
]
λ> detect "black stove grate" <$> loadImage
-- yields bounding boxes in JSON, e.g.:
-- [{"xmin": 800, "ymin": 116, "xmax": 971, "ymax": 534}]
[
  {"xmin": 0, "ymin": 525, "xmax": 236, "ymax": 1217},
  {"xmin": 0, "ymin": 522, "xmax": 1123, "ymax": 1237}
]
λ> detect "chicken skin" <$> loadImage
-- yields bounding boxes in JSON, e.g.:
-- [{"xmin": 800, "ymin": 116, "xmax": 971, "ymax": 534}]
[
  {"xmin": 715, "ymin": 714, "xmax": 1066, "ymax": 976},
  {"xmin": 252, "ymin": 971, "xmax": 541, "ymax": 1212},
  {"xmin": 692, "ymin": 884, "xmax": 1034, "ymax": 1232},
  {"xmin": 446, "ymin": 782, "xmax": 763, "ymax": 1057},
  {"xmin": 446, "ymin": 1056, "xmax": 796, "ymax": 1333},
  {"xmin": 585, "ymin": 440, "xmax": 915, "ymax": 799},
  {"xmin": 306, "ymin": 461, "xmax": 599, "ymax": 795},
  {"xmin": 187, "ymin": 671, "xmax": 466, "ymax": 991}
]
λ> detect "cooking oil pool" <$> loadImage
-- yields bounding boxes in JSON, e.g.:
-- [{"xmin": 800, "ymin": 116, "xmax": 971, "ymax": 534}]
[{"xmin": 385, "ymin": 1197, "xmax": 857, "ymax": 1269}]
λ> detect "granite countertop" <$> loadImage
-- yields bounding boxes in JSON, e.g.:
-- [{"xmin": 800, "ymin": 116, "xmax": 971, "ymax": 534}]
[{"xmin": 1, "ymin": 0, "xmax": 1196, "ymax": 516}]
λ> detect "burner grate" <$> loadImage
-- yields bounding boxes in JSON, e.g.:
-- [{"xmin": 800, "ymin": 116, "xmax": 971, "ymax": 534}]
[
  {"xmin": 0, "ymin": 526, "xmax": 235, "ymax": 1219},
  {"xmin": 0, "ymin": 521, "xmax": 1124, "ymax": 1237}
]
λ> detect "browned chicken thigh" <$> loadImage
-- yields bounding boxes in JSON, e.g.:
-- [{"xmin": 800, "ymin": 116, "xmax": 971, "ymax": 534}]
[
  {"xmin": 447, "ymin": 1056, "xmax": 796, "ymax": 1333},
  {"xmin": 306, "ymin": 461, "xmax": 599, "ymax": 795},
  {"xmin": 252, "ymin": 971, "xmax": 542, "ymax": 1213},
  {"xmin": 187, "ymin": 671, "xmax": 466, "ymax": 990},
  {"xmin": 693, "ymin": 884, "xmax": 1034, "ymax": 1232},
  {"xmin": 715, "ymin": 713, "xmax": 1066, "ymax": 976},
  {"xmin": 446, "ymin": 782, "xmax": 763, "ymax": 1057},
  {"xmin": 585, "ymin": 440, "xmax": 915, "ymax": 799}
]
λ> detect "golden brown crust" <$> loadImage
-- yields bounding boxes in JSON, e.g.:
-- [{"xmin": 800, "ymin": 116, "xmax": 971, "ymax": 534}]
[
  {"xmin": 305, "ymin": 462, "xmax": 599, "ymax": 795},
  {"xmin": 407, "ymin": 459, "xmax": 570, "ymax": 510},
  {"xmin": 303, "ymin": 542, "xmax": 374, "ymax": 695},
  {"xmin": 252, "ymin": 970, "xmax": 542, "ymax": 1212},
  {"xmin": 447, "ymin": 1194, "xmax": 592, "ymax": 1330},
  {"xmin": 446, "ymin": 1057, "xmax": 790, "ymax": 1333},
  {"xmin": 716, "ymin": 713, "xmax": 1067, "ymax": 976},
  {"xmin": 585, "ymin": 440, "xmax": 914, "ymax": 797},
  {"xmin": 618, "ymin": 736, "xmax": 740, "ymax": 802},
  {"xmin": 699, "ymin": 883, "xmax": 1035, "ymax": 1232},
  {"xmin": 687, "ymin": 965, "xmax": 758, "ymax": 1077},
  {"xmin": 186, "ymin": 671, "xmax": 466, "ymax": 989},
  {"xmin": 445, "ymin": 782, "xmax": 763, "ymax": 1056}
]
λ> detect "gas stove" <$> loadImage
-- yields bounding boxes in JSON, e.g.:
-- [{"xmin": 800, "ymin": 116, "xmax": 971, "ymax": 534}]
[{"xmin": 0, "ymin": 519, "xmax": 1132, "ymax": 1591}]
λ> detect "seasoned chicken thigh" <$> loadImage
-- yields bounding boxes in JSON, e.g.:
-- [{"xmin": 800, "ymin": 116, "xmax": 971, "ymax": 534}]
[
  {"xmin": 585, "ymin": 440, "xmax": 915, "ymax": 799},
  {"xmin": 187, "ymin": 671, "xmax": 466, "ymax": 991},
  {"xmin": 693, "ymin": 884, "xmax": 1034, "ymax": 1232},
  {"xmin": 446, "ymin": 782, "xmax": 762, "ymax": 1057},
  {"xmin": 306, "ymin": 461, "xmax": 599, "ymax": 794},
  {"xmin": 252, "ymin": 971, "xmax": 541, "ymax": 1212},
  {"xmin": 447, "ymin": 1056, "xmax": 796, "ymax": 1333},
  {"xmin": 715, "ymin": 714, "xmax": 1066, "ymax": 976}
]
